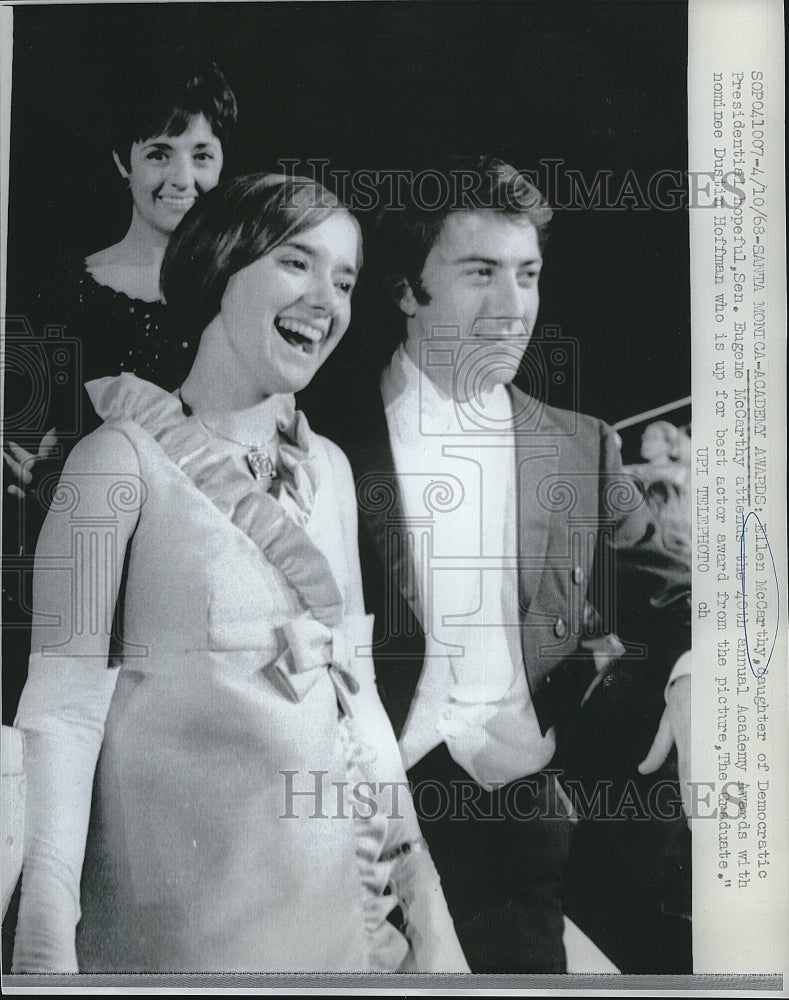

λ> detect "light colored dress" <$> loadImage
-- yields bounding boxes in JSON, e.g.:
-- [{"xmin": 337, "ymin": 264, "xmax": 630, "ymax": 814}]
[{"xmin": 13, "ymin": 375, "xmax": 465, "ymax": 974}]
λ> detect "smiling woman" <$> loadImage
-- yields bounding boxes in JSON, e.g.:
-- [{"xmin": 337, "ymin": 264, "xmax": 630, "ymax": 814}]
[
  {"xmin": 10, "ymin": 173, "xmax": 468, "ymax": 974},
  {"xmin": 0, "ymin": 46, "xmax": 239, "ymax": 732},
  {"xmin": 81, "ymin": 46, "xmax": 236, "ymax": 368},
  {"xmin": 36, "ymin": 47, "xmax": 236, "ymax": 388},
  {"xmin": 162, "ymin": 173, "xmax": 362, "ymax": 403},
  {"xmin": 2, "ymin": 47, "xmax": 237, "ymax": 501},
  {"xmin": 106, "ymin": 113, "xmax": 224, "ymax": 284},
  {"xmin": 209, "ymin": 214, "xmax": 359, "ymax": 397}
]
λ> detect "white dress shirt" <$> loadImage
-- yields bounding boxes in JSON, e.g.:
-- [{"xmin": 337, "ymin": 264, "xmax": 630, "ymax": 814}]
[{"xmin": 381, "ymin": 347, "xmax": 556, "ymax": 789}]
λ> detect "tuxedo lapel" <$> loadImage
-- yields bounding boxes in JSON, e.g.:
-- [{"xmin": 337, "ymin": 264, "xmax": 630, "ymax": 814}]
[
  {"xmin": 509, "ymin": 385, "xmax": 561, "ymax": 614},
  {"xmin": 359, "ymin": 381, "xmax": 559, "ymax": 628},
  {"xmin": 349, "ymin": 381, "xmax": 566, "ymax": 738},
  {"xmin": 508, "ymin": 386, "xmax": 601, "ymax": 733},
  {"xmin": 352, "ymin": 387, "xmax": 424, "ymax": 624},
  {"xmin": 342, "ymin": 383, "xmax": 427, "ymax": 737}
]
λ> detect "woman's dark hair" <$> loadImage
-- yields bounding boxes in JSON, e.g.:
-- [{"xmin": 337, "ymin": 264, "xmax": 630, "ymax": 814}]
[
  {"xmin": 161, "ymin": 173, "xmax": 361, "ymax": 373},
  {"xmin": 110, "ymin": 46, "xmax": 238, "ymax": 168}
]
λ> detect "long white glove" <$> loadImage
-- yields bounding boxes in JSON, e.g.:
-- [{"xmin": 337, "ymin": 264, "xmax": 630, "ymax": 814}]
[{"xmin": 12, "ymin": 654, "xmax": 118, "ymax": 972}]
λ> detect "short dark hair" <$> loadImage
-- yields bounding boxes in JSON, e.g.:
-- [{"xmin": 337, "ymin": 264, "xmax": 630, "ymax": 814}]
[
  {"xmin": 374, "ymin": 154, "xmax": 552, "ymax": 306},
  {"xmin": 110, "ymin": 46, "xmax": 238, "ymax": 169},
  {"xmin": 366, "ymin": 155, "xmax": 552, "ymax": 365},
  {"xmin": 161, "ymin": 172, "xmax": 361, "ymax": 369}
]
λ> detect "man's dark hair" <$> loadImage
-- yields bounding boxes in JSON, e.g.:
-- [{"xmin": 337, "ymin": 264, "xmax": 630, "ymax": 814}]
[
  {"xmin": 368, "ymin": 154, "xmax": 552, "ymax": 362},
  {"xmin": 109, "ymin": 46, "xmax": 238, "ymax": 169}
]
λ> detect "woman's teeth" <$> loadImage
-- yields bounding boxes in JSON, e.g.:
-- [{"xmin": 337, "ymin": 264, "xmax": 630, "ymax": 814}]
[
  {"xmin": 275, "ymin": 318, "xmax": 324, "ymax": 353},
  {"xmin": 159, "ymin": 195, "xmax": 196, "ymax": 207}
]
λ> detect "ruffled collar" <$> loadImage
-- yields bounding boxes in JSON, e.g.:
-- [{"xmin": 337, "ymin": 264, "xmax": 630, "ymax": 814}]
[
  {"xmin": 88, "ymin": 373, "xmax": 317, "ymax": 523},
  {"xmin": 86, "ymin": 373, "xmax": 342, "ymax": 627},
  {"xmin": 184, "ymin": 391, "xmax": 294, "ymax": 454}
]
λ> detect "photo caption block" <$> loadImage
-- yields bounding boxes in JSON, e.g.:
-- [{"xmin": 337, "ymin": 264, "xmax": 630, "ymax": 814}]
[{"xmin": 689, "ymin": 0, "xmax": 787, "ymax": 975}]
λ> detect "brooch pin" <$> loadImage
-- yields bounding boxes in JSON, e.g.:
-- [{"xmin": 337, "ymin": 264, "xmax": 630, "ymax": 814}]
[{"xmin": 246, "ymin": 450, "xmax": 278, "ymax": 483}]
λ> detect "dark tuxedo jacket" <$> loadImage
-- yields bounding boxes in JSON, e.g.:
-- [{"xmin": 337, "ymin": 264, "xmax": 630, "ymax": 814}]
[{"xmin": 336, "ymin": 380, "xmax": 691, "ymax": 744}]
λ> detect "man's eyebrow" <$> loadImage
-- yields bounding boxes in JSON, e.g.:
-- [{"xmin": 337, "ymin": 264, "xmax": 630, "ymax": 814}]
[
  {"xmin": 454, "ymin": 255, "xmax": 499, "ymax": 266},
  {"xmin": 453, "ymin": 254, "xmax": 543, "ymax": 266},
  {"xmin": 143, "ymin": 139, "xmax": 220, "ymax": 149}
]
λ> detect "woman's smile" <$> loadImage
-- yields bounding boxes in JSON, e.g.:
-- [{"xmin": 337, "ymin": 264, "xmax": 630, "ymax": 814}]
[
  {"xmin": 120, "ymin": 114, "xmax": 224, "ymax": 236},
  {"xmin": 216, "ymin": 210, "xmax": 360, "ymax": 397},
  {"xmin": 274, "ymin": 315, "xmax": 329, "ymax": 354},
  {"xmin": 157, "ymin": 192, "xmax": 198, "ymax": 209}
]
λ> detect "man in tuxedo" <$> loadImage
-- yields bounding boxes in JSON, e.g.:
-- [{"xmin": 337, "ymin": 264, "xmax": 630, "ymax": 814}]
[{"xmin": 337, "ymin": 155, "xmax": 691, "ymax": 972}]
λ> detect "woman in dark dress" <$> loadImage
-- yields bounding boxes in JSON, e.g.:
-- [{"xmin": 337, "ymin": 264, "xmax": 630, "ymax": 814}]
[
  {"xmin": 1, "ymin": 48, "xmax": 237, "ymax": 726},
  {"xmin": 74, "ymin": 46, "xmax": 237, "ymax": 386},
  {"xmin": 4, "ymin": 46, "xmax": 237, "ymax": 494}
]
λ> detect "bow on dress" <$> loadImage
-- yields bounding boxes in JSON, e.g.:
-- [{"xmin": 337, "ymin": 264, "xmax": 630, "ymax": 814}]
[{"xmin": 270, "ymin": 617, "xmax": 361, "ymax": 717}]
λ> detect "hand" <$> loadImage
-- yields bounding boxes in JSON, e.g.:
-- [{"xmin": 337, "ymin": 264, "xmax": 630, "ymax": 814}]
[
  {"xmin": 394, "ymin": 844, "xmax": 470, "ymax": 972},
  {"xmin": 3, "ymin": 429, "xmax": 58, "ymax": 499},
  {"xmin": 638, "ymin": 673, "xmax": 691, "ymax": 827}
]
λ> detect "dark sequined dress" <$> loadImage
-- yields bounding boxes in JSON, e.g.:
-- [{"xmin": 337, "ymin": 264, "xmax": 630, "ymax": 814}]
[
  {"xmin": 37, "ymin": 259, "xmax": 196, "ymax": 450},
  {"xmin": 70, "ymin": 262, "xmax": 189, "ymax": 388},
  {"xmin": 2, "ymin": 260, "xmax": 193, "ymax": 722}
]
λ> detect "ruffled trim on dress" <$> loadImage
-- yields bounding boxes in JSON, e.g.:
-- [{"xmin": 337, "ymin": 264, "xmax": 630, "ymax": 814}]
[
  {"xmin": 338, "ymin": 720, "xmax": 410, "ymax": 971},
  {"xmin": 86, "ymin": 374, "xmax": 344, "ymax": 628}
]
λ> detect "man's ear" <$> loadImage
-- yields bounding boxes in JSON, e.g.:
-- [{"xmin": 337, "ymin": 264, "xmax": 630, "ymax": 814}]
[
  {"xmin": 386, "ymin": 275, "xmax": 417, "ymax": 318},
  {"xmin": 112, "ymin": 151, "xmax": 130, "ymax": 180}
]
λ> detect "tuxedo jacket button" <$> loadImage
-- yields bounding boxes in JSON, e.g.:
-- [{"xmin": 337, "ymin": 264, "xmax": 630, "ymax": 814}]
[{"xmin": 554, "ymin": 618, "xmax": 567, "ymax": 638}]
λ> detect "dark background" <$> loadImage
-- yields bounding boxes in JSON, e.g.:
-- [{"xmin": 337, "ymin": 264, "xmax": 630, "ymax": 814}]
[{"xmin": 6, "ymin": 0, "xmax": 690, "ymax": 441}]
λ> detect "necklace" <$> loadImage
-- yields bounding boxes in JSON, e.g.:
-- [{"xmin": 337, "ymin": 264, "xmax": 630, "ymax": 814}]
[{"xmin": 177, "ymin": 388, "xmax": 279, "ymax": 483}]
